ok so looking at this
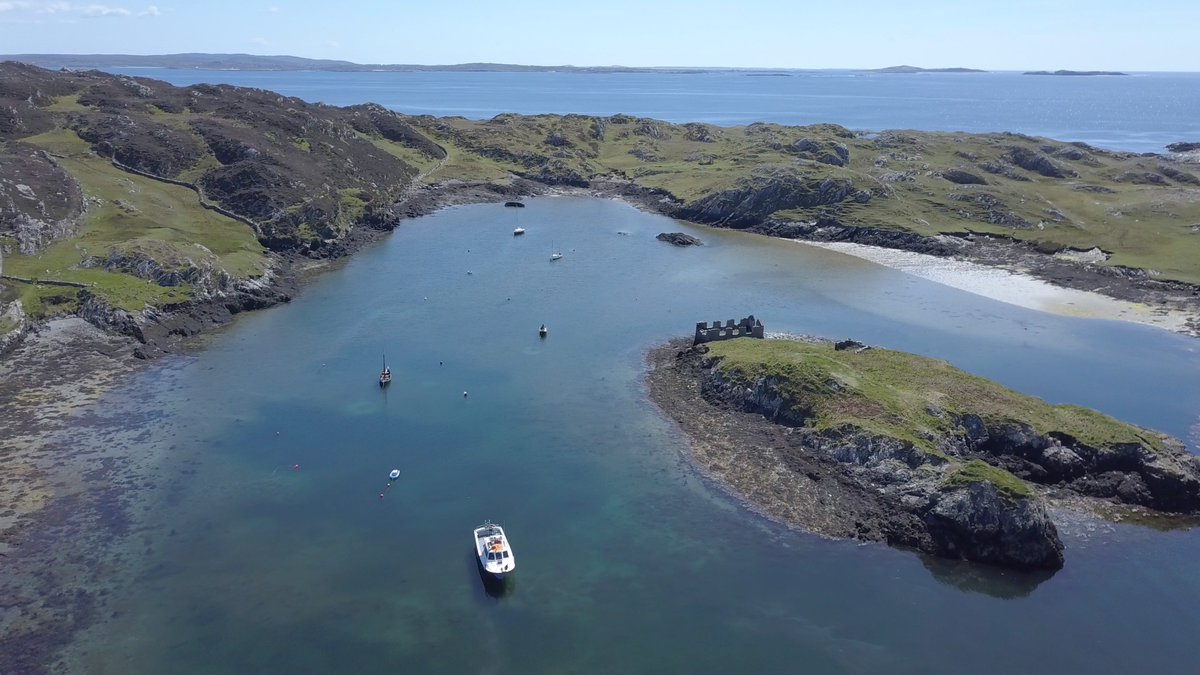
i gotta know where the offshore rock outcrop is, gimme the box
[656,232,703,246]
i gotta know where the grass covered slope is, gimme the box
[409,115,1200,285]
[0,62,444,329]
[700,338,1198,511]
[705,338,1164,456]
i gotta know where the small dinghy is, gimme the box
[539,324,548,338]
[474,521,516,580]
[513,227,526,236]
[388,469,400,480]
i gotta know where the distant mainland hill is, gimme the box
[0,53,702,73]
[869,65,986,73]
[2,53,994,75]
[1024,70,1129,76]
[0,54,1134,77]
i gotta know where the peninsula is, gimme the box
[647,337,1200,569]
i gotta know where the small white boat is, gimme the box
[388,469,400,480]
[538,324,547,338]
[474,521,515,580]
[550,252,562,261]
[513,227,526,236]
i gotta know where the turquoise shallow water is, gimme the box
[54,198,1200,672]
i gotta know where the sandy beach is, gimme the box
[798,241,1197,335]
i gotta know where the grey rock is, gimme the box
[656,232,703,247]
[921,482,1063,570]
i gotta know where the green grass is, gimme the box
[10,281,80,317]
[704,338,1164,454]
[43,94,90,112]
[8,128,268,316]
[943,459,1033,499]
[354,131,442,176]
[405,115,1200,285]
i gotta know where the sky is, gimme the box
[0,0,1197,71]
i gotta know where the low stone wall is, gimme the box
[694,314,765,345]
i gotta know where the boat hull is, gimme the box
[474,523,516,582]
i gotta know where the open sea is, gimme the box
[100,68,1200,153]
[6,69,1200,672]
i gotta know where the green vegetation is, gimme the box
[704,338,1164,454]
[408,115,1200,285]
[944,459,1033,499]
[9,129,267,315]
[43,94,89,112]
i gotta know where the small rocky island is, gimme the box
[647,336,1200,570]
[656,232,703,246]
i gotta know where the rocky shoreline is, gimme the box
[645,339,1200,571]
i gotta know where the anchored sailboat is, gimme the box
[379,353,392,387]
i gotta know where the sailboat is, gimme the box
[550,241,562,261]
[379,354,392,387]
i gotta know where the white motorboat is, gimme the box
[513,227,525,236]
[474,521,516,580]
[550,251,562,261]
[538,324,547,338]
[388,469,400,480]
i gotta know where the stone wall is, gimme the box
[693,314,764,345]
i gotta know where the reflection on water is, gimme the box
[34,197,1200,672]
[472,551,516,601]
[919,555,1055,599]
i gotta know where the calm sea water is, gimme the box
[50,198,1200,672]
[100,68,1200,153]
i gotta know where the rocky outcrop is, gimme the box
[921,482,1063,569]
[656,232,703,246]
[942,168,987,185]
[0,145,84,253]
[1158,164,1200,185]
[675,170,859,228]
[687,344,1064,569]
[754,218,965,256]
[958,418,1200,512]
[1005,146,1076,178]
[784,137,850,166]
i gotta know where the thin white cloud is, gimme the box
[81,4,131,16]
[0,1,158,16]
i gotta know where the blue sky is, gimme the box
[0,0,1196,71]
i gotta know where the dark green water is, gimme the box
[58,198,1200,672]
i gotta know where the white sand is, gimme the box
[799,241,1194,335]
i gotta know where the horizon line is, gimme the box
[2,53,1197,74]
